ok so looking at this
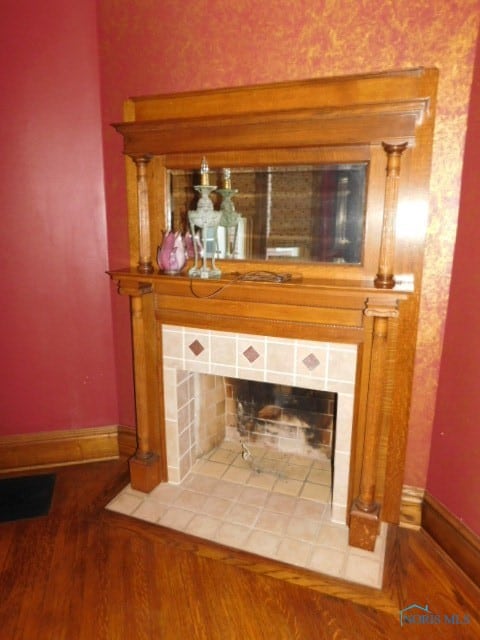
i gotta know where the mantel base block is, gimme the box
[129,452,162,493]
[349,503,381,551]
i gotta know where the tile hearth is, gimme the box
[107,441,387,588]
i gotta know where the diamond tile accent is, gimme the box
[302,353,320,371]
[243,345,260,363]
[189,339,205,356]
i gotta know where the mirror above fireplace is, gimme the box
[168,163,367,264]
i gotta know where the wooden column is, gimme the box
[375,142,408,289]
[119,282,162,492]
[349,297,399,550]
[132,155,154,274]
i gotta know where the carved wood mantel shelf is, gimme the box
[110,68,438,551]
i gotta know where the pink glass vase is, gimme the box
[157,231,187,274]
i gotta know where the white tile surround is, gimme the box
[107,325,388,588]
[162,325,357,524]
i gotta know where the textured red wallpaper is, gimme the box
[97,0,480,490]
[426,30,480,534]
[0,0,118,434]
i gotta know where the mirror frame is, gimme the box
[113,68,438,287]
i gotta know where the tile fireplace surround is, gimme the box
[161,325,356,523]
[108,325,387,587]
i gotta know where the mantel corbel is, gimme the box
[115,279,153,299]
[364,295,400,319]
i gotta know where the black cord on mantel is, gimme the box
[188,271,293,299]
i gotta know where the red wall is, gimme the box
[426,30,480,534]
[0,0,118,434]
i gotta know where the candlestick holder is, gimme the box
[218,186,241,259]
[332,176,350,263]
[188,184,222,279]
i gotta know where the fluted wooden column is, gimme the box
[349,297,399,550]
[375,142,408,289]
[119,281,162,492]
[132,155,154,274]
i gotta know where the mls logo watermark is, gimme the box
[399,603,471,627]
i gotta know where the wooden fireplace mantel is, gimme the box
[110,68,438,551]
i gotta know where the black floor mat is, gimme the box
[0,474,55,523]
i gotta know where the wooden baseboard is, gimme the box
[399,484,424,530]
[118,425,137,457]
[423,491,480,587]
[0,425,121,473]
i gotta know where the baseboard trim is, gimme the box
[118,425,137,457]
[0,425,121,473]
[422,491,480,587]
[399,484,424,530]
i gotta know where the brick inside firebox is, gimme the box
[225,379,336,461]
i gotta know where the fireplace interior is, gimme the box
[194,376,337,499]
[227,379,336,465]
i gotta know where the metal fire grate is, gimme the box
[240,442,295,480]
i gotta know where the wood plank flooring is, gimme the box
[0,458,478,639]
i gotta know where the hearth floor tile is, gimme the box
[106,444,387,589]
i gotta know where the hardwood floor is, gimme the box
[0,458,478,639]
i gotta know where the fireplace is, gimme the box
[162,325,356,524]
[107,325,391,587]
[109,70,438,555]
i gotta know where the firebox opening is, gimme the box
[229,380,336,456]
[194,375,337,493]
